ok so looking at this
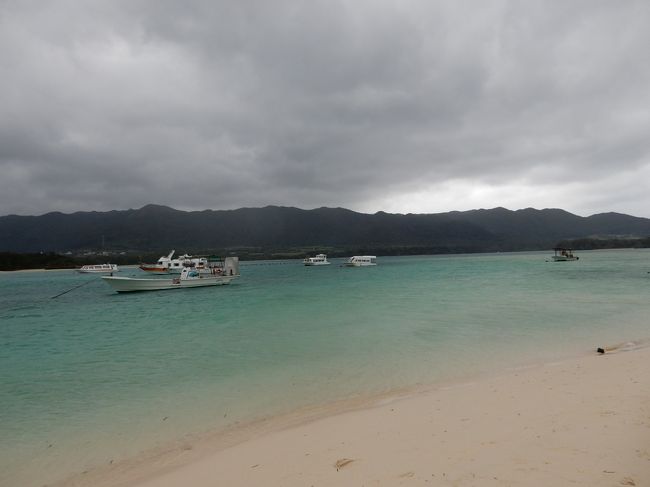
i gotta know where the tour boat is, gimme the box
[303,254,331,266]
[139,250,210,274]
[344,255,377,267]
[77,264,119,274]
[139,250,175,274]
[167,254,209,274]
[551,248,579,261]
[103,258,239,293]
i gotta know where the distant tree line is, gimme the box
[0,252,160,271]
[0,252,79,271]
[556,237,650,250]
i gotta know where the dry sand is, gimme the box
[60,345,650,487]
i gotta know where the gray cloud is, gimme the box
[1,0,649,216]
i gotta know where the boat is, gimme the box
[139,250,210,274]
[303,254,331,266]
[103,257,240,293]
[139,250,175,274]
[77,264,119,274]
[551,248,579,261]
[167,254,209,274]
[344,255,377,267]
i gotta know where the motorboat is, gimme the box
[139,250,175,274]
[344,255,377,267]
[103,257,239,293]
[139,250,210,274]
[167,254,209,274]
[551,248,579,261]
[303,254,331,266]
[102,268,232,292]
[77,264,119,274]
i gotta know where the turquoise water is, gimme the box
[1,250,649,486]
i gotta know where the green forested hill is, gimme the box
[1,204,650,254]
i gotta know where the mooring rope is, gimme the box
[50,278,97,299]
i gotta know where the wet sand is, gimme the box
[56,343,650,487]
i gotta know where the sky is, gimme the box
[1,0,649,217]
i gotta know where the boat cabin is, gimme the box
[345,255,377,266]
[552,248,578,261]
[303,254,330,265]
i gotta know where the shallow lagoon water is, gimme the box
[1,250,648,486]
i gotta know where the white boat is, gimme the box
[103,257,239,293]
[168,254,209,274]
[77,264,119,274]
[139,250,175,274]
[344,255,377,267]
[303,254,331,266]
[139,250,210,274]
[551,248,579,261]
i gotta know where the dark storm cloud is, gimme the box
[1,0,649,216]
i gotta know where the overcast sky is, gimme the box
[1,0,649,217]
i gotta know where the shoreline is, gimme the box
[0,267,73,273]
[0,265,141,274]
[53,344,650,487]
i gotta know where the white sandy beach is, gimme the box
[56,344,650,487]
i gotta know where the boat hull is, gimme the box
[138,265,169,274]
[102,275,234,292]
[77,269,118,274]
[77,265,119,274]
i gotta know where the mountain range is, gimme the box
[2,204,650,255]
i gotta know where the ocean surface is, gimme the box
[1,250,649,486]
